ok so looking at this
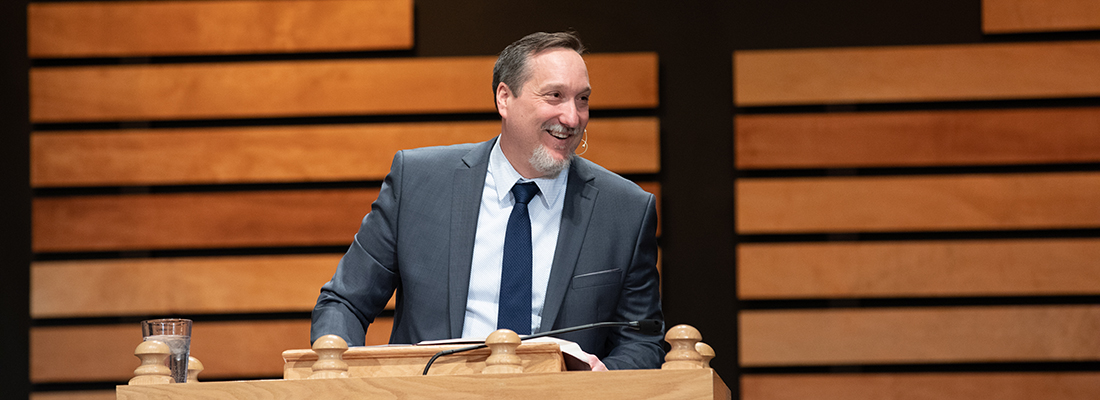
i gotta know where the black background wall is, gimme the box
[2,0,985,396]
[3,0,31,398]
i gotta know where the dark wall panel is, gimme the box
[1,0,30,399]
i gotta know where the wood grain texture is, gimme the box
[283,342,565,379]
[734,41,1100,106]
[31,391,116,400]
[739,305,1100,366]
[983,0,1100,33]
[738,238,1100,299]
[33,183,661,252]
[736,172,1100,233]
[742,372,1100,400]
[32,189,377,252]
[28,0,413,58]
[31,117,660,187]
[735,107,1100,169]
[30,53,657,122]
[29,254,396,318]
[30,318,393,383]
[116,369,729,400]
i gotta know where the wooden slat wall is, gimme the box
[31,117,660,187]
[30,182,659,317]
[29,53,657,123]
[33,183,661,253]
[743,372,1100,400]
[31,391,116,400]
[33,189,377,252]
[733,40,1100,106]
[735,4,1100,398]
[736,172,1100,233]
[983,0,1100,33]
[735,107,1100,169]
[31,318,394,383]
[27,0,415,57]
[739,238,1100,299]
[740,305,1100,366]
[27,1,661,398]
[31,255,343,318]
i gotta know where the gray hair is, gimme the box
[492,31,586,99]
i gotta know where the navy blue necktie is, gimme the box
[498,181,539,335]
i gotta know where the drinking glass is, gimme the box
[141,318,192,383]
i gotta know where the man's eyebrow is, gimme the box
[537,83,567,91]
[536,83,591,93]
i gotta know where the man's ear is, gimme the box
[495,82,512,118]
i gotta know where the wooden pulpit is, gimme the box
[116,325,730,399]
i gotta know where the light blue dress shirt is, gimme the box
[461,137,569,338]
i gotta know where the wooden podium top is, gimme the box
[117,368,731,400]
[281,341,566,378]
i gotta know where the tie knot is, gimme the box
[511,182,539,205]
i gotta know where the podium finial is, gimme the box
[695,342,715,368]
[130,340,173,385]
[662,324,703,370]
[483,329,523,374]
[187,356,205,382]
[309,334,350,379]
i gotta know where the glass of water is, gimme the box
[141,318,192,383]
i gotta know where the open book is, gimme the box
[416,336,595,371]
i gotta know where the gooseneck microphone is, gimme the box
[421,319,662,375]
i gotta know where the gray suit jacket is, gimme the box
[311,137,664,369]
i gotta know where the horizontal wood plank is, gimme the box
[742,372,1100,400]
[31,117,660,187]
[32,189,377,252]
[32,255,357,318]
[30,53,658,122]
[34,183,661,252]
[736,172,1100,233]
[116,369,727,399]
[44,372,1100,400]
[28,0,413,58]
[31,391,115,400]
[738,238,1100,299]
[735,107,1100,169]
[739,305,1100,366]
[983,0,1100,33]
[734,41,1100,106]
[31,318,393,383]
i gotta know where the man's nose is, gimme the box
[558,100,581,128]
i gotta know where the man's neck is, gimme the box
[498,135,543,179]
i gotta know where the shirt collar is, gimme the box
[490,136,569,208]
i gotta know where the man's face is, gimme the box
[497,48,591,179]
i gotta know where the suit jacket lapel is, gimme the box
[448,138,495,338]
[539,159,598,332]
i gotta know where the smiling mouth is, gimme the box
[544,124,578,140]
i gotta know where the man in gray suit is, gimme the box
[311,31,664,370]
